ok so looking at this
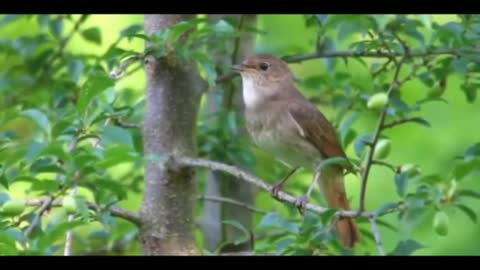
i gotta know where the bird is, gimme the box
[231,54,361,248]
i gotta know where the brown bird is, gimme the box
[232,54,360,248]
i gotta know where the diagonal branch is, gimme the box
[175,156,372,219]
[24,195,55,238]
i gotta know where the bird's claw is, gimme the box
[270,184,283,202]
[294,195,309,215]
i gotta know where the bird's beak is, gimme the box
[231,64,244,72]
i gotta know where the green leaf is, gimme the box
[25,141,48,163]
[376,219,397,232]
[394,173,408,197]
[102,126,133,147]
[48,18,64,38]
[419,15,432,29]
[68,59,84,84]
[461,82,477,103]
[257,212,299,234]
[456,190,480,200]
[81,27,102,45]
[391,239,425,256]
[78,74,115,115]
[20,109,51,136]
[319,208,337,225]
[222,220,250,245]
[453,158,480,180]
[194,51,217,88]
[340,112,360,145]
[0,15,21,28]
[465,143,480,160]
[372,15,396,31]
[92,179,127,200]
[317,157,350,171]
[354,134,373,158]
[37,220,84,251]
[455,204,477,223]
[275,237,296,254]
[409,118,431,128]
[120,24,143,38]
[374,202,399,216]
[98,145,139,169]
[416,174,443,185]
[30,158,65,175]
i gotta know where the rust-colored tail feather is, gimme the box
[319,166,361,248]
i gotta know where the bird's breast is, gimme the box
[245,109,322,170]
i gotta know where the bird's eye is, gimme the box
[259,62,269,71]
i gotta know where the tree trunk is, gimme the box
[140,14,203,255]
[201,15,258,253]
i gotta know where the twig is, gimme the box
[382,117,426,130]
[175,156,373,219]
[197,195,268,214]
[24,195,55,238]
[24,198,141,226]
[112,118,142,129]
[371,160,398,172]
[372,59,393,78]
[369,217,386,256]
[109,55,143,80]
[358,58,405,213]
[282,48,475,63]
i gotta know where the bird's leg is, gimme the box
[271,166,299,201]
[295,171,321,215]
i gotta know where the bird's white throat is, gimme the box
[240,75,262,108]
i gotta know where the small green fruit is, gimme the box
[400,164,420,177]
[1,199,26,216]
[373,139,391,160]
[62,196,77,214]
[433,211,449,236]
[367,93,389,110]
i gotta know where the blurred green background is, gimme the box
[1,14,479,255]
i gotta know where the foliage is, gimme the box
[1,14,480,255]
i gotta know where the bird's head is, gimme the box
[232,54,295,107]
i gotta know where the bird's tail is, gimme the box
[318,166,361,248]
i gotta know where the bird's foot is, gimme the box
[294,195,309,215]
[270,183,283,202]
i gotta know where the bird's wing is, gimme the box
[286,99,347,159]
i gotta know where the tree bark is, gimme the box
[140,14,203,255]
[201,15,258,253]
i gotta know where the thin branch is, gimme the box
[371,160,398,173]
[382,117,426,130]
[358,58,405,213]
[197,195,268,214]
[24,195,55,238]
[112,118,142,129]
[282,48,476,63]
[175,156,373,219]
[24,198,141,226]
[369,217,386,256]
[109,55,143,80]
